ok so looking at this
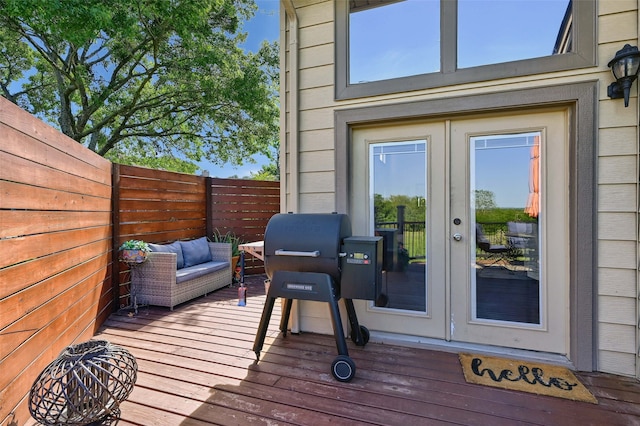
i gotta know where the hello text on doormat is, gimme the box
[459,353,598,404]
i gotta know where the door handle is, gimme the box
[452,233,463,241]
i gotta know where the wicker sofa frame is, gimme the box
[131,242,232,310]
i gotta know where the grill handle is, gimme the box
[275,249,321,257]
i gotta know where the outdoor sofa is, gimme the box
[131,237,232,310]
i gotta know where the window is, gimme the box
[349,1,440,83]
[337,0,594,99]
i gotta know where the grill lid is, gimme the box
[264,213,352,280]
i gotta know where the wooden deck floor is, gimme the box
[94,275,640,426]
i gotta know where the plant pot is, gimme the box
[120,249,148,264]
[232,255,241,283]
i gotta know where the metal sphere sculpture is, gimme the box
[29,340,137,426]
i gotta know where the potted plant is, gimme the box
[211,229,243,279]
[119,240,151,264]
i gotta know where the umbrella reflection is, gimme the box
[524,135,540,218]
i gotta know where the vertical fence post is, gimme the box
[111,164,121,312]
[396,205,405,245]
[205,176,213,239]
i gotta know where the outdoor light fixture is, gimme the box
[607,44,640,107]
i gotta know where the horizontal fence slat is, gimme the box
[116,209,204,223]
[211,186,280,199]
[210,177,279,189]
[117,229,207,245]
[0,225,111,269]
[0,293,100,413]
[118,164,204,184]
[0,101,111,173]
[119,219,207,236]
[209,211,277,220]
[119,177,204,193]
[119,187,205,202]
[0,180,111,211]
[0,210,111,238]
[0,240,110,300]
[0,151,112,199]
[0,124,110,184]
[118,199,206,212]
[0,263,108,358]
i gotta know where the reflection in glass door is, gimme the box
[471,133,541,325]
[370,142,426,312]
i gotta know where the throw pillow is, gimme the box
[149,242,185,269]
[179,237,212,268]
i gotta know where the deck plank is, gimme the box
[91,275,640,426]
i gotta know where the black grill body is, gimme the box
[252,213,379,382]
[264,212,351,283]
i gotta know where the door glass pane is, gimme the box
[349,0,440,84]
[458,0,572,69]
[471,133,541,325]
[370,141,426,312]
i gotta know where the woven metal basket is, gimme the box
[29,340,137,426]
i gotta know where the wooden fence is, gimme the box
[0,98,113,425]
[208,177,279,275]
[0,97,280,425]
[112,166,279,308]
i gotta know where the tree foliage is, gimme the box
[374,194,426,224]
[474,189,497,211]
[0,0,279,172]
[250,161,279,181]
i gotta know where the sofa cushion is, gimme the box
[179,237,212,268]
[175,261,229,284]
[149,242,184,269]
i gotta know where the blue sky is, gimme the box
[198,0,280,178]
[350,0,569,82]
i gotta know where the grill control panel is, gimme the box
[340,236,383,300]
[346,251,371,265]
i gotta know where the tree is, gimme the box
[0,0,279,173]
[475,189,497,211]
[250,162,279,181]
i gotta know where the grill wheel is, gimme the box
[351,325,370,346]
[332,355,356,382]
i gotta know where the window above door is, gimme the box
[336,0,595,100]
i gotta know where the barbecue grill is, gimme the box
[252,213,382,382]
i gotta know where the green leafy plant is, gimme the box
[119,240,151,252]
[211,229,243,256]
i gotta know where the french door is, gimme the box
[349,108,569,355]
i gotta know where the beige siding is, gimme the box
[299,128,334,151]
[299,150,334,172]
[299,193,335,213]
[283,0,640,376]
[299,108,334,131]
[599,157,637,184]
[599,0,636,15]
[299,86,335,110]
[300,64,333,89]
[598,240,637,269]
[599,127,637,156]
[598,184,636,212]
[598,268,636,298]
[299,43,333,69]
[599,295,637,326]
[600,323,637,360]
[599,10,638,43]
[599,350,637,377]
[598,212,637,240]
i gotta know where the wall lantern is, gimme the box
[607,44,640,107]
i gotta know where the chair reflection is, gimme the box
[475,223,510,270]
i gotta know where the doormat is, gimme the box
[459,353,598,404]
